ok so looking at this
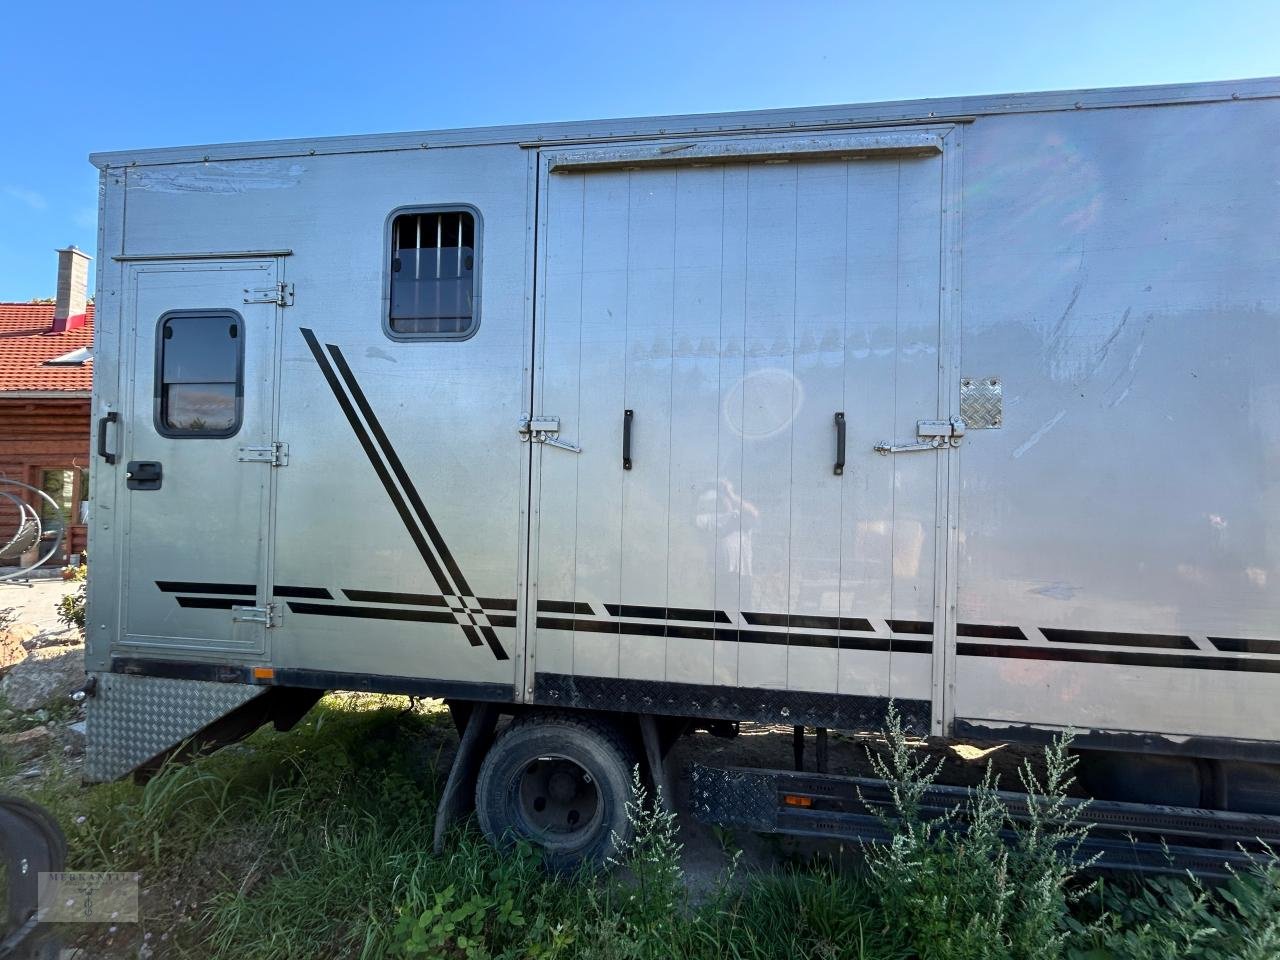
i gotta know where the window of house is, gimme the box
[388,208,479,339]
[39,469,75,529]
[156,312,243,437]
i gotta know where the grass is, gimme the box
[5,693,1280,959]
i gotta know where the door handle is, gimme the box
[96,412,118,465]
[623,409,634,470]
[833,412,846,475]
[125,461,163,491]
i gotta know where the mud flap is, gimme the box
[84,672,269,782]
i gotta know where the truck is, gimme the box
[82,75,1280,871]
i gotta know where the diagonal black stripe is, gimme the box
[327,344,468,594]
[324,341,508,662]
[301,328,453,595]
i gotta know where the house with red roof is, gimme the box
[0,247,94,566]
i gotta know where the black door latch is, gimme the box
[125,461,163,491]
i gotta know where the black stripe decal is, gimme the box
[887,619,934,635]
[301,328,507,661]
[1040,627,1197,651]
[957,623,1027,641]
[288,601,457,624]
[1210,637,1280,656]
[743,612,876,632]
[157,581,254,596]
[342,589,447,607]
[604,604,732,624]
[478,597,518,611]
[535,617,932,653]
[324,340,508,662]
[274,585,333,600]
[176,596,242,609]
[958,641,1280,674]
[538,600,595,615]
[301,329,453,596]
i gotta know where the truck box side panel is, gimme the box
[953,96,1280,741]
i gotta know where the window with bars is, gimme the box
[388,208,478,338]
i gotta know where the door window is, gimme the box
[155,312,244,437]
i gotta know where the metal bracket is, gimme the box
[875,417,966,455]
[518,416,582,453]
[231,602,279,627]
[243,281,294,307]
[237,441,289,466]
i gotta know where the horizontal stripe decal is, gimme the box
[477,597,518,611]
[957,623,1026,641]
[535,617,931,653]
[605,604,732,624]
[958,641,1280,674]
[288,602,456,624]
[886,619,934,635]
[274,585,333,600]
[157,581,254,596]
[743,612,877,632]
[1209,637,1280,656]
[538,600,595,615]
[175,596,242,609]
[1040,627,1197,651]
[342,589,447,606]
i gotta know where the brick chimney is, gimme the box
[50,245,92,333]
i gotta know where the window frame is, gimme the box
[382,203,483,343]
[152,309,246,439]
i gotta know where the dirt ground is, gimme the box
[0,570,78,644]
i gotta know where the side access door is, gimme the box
[526,130,956,732]
[114,258,284,659]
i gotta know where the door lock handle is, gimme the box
[874,417,965,455]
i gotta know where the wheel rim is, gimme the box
[515,754,602,846]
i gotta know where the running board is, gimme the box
[690,763,1280,878]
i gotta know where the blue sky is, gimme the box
[1,0,1276,299]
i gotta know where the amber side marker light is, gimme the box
[252,666,275,681]
[782,795,813,808]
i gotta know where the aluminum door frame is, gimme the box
[523,125,964,733]
[114,256,286,660]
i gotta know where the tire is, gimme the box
[475,711,636,872]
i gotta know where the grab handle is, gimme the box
[623,409,634,470]
[97,412,119,465]
[833,412,846,476]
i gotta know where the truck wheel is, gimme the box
[475,712,636,871]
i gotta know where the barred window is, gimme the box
[388,208,478,339]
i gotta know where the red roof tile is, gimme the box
[0,303,94,393]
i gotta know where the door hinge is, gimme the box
[243,281,294,306]
[874,417,966,455]
[237,441,290,465]
[232,602,280,627]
